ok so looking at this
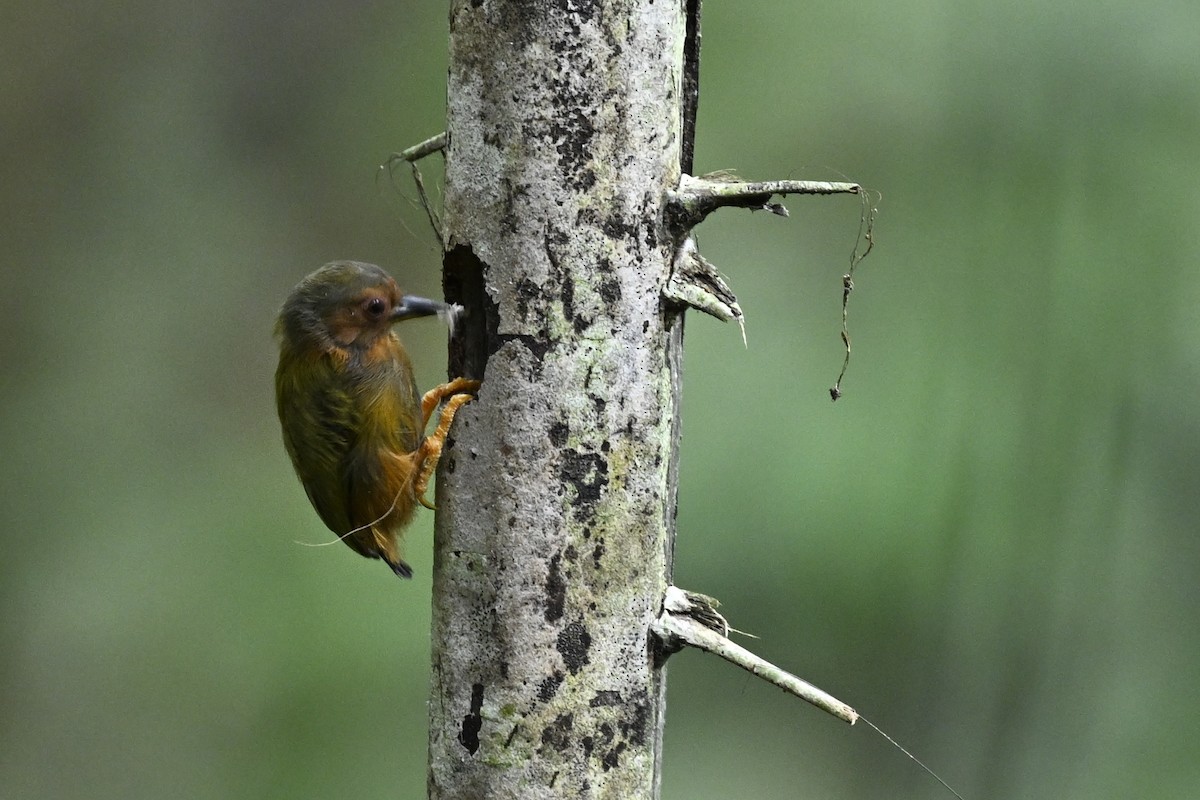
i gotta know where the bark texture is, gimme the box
[429,2,687,798]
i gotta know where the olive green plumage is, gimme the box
[275,261,442,578]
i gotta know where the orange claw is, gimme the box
[413,379,482,509]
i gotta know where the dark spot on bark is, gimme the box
[458,683,485,754]
[645,224,659,249]
[546,226,570,247]
[511,273,540,302]
[600,440,610,453]
[549,421,569,447]
[576,206,599,228]
[545,552,566,622]
[599,277,621,304]
[581,526,591,540]
[560,450,607,513]
[544,233,586,331]
[541,712,574,752]
[560,277,588,333]
[513,276,541,321]
[590,690,622,707]
[602,741,627,771]
[494,3,544,48]
[537,671,564,702]
[601,214,636,242]
[592,541,604,569]
[590,395,606,417]
[556,620,591,675]
[537,21,596,187]
[597,722,615,745]
[619,698,650,747]
[564,544,578,562]
[548,101,596,192]
[581,735,594,757]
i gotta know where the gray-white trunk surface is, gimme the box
[429,2,687,798]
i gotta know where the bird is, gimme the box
[274,261,479,577]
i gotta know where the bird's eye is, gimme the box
[363,297,387,318]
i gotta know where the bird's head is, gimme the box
[277,261,453,351]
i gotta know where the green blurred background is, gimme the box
[3,1,1197,798]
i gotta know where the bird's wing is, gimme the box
[277,360,359,535]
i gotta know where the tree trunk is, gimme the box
[428,1,688,797]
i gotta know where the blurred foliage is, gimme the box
[2,1,1197,798]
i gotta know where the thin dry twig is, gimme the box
[379,132,449,248]
[829,188,879,401]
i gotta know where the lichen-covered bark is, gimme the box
[430,1,686,798]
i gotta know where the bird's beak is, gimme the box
[392,295,449,321]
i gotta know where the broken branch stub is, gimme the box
[667,173,863,230]
[663,238,747,344]
[652,586,859,725]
